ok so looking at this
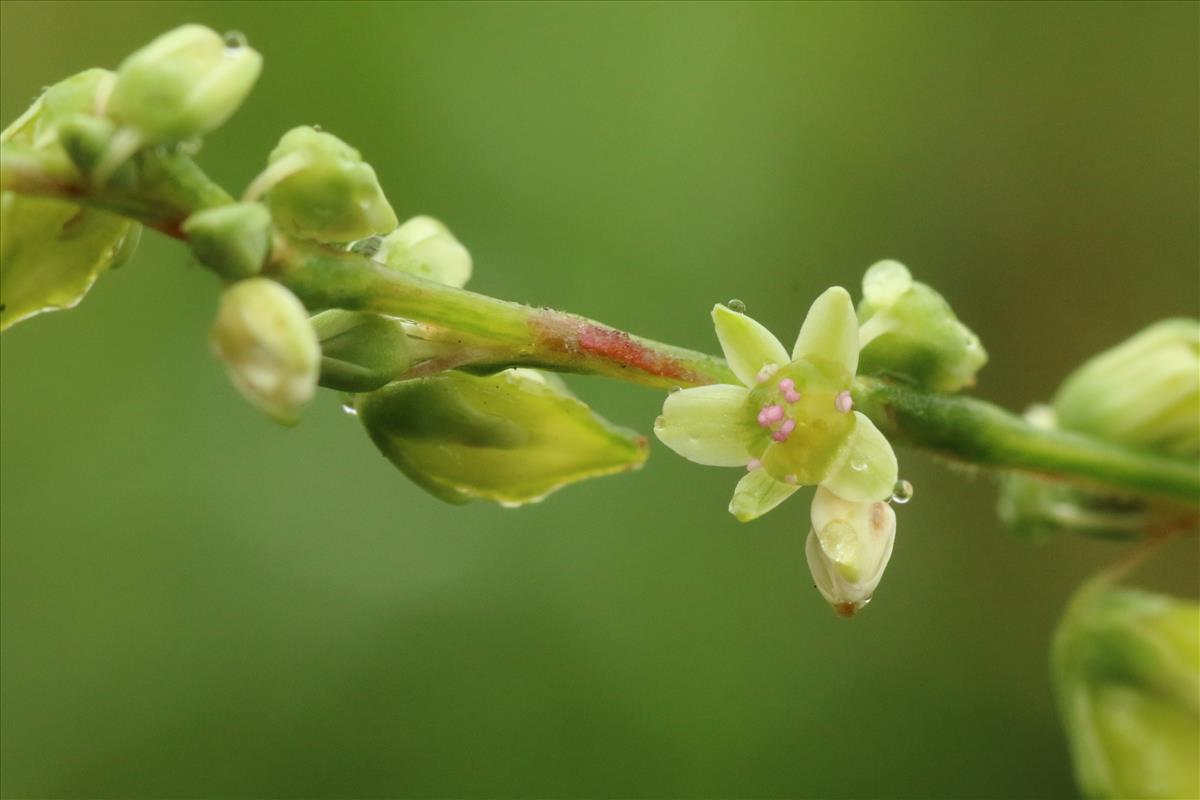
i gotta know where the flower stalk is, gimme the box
[2,102,1197,507]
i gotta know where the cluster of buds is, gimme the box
[1000,319,1200,539]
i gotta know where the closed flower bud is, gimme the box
[211,278,319,425]
[1053,319,1200,458]
[256,126,397,242]
[56,115,138,186]
[107,25,261,144]
[182,203,272,281]
[311,310,411,392]
[378,216,472,288]
[856,260,988,393]
[1053,584,1199,800]
[805,485,896,617]
[356,369,647,505]
[2,69,115,150]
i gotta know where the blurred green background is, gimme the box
[2,2,1197,797]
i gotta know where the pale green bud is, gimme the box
[182,203,272,281]
[1053,319,1200,458]
[856,260,988,393]
[355,369,647,505]
[1,69,115,150]
[56,115,137,186]
[211,278,319,425]
[107,25,262,143]
[311,310,411,392]
[258,126,397,242]
[378,216,473,288]
[1053,585,1199,800]
[804,485,896,617]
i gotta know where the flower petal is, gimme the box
[654,384,753,467]
[821,411,898,502]
[729,469,800,522]
[791,286,859,375]
[711,304,789,387]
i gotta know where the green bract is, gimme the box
[259,126,397,242]
[655,288,899,522]
[211,278,319,425]
[182,203,272,281]
[805,485,897,616]
[1053,584,1200,800]
[0,193,139,331]
[311,309,411,392]
[356,369,648,505]
[0,71,141,331]
[107,25,262,144]
[856,260,987,393]
[1054,319,1200,458]
[379,215,473,288]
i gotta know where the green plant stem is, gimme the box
[852,380,1200,503]
[4,144,1198,505]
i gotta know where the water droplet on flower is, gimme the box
[341,396,358,416]
[891,479,913,504]
[850,459,868,472]
[727,299,746,313]
[669,386,682,394]
[223,30,248,48]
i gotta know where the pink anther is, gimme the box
[746,459,762,471]
[778,378,795,392]
[784,474,798,485]
[835,390,853,413]
[762,404,785,423]
[784,388,802,404]
[779,418,796,435]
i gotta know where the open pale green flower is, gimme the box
[654,288,899,522]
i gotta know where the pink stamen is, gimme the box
[779,418,796,436]
[756,410,770,427]
[784,389,802,404]
[772,430,789,442]
[746,459,762,471]
[763,404,785,423]
[778,378,795,392]
[784,474,798,485]
[835,390,853,413]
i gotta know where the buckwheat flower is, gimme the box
[654,288,899,522]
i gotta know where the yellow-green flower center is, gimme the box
[746,356,855,485]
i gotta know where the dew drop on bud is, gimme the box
[223,30,248,48]
[891,479,913,504]
[341,396,358,416]
[850,459,868,472]
[669,386,682,394]
[727,298,746,313]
